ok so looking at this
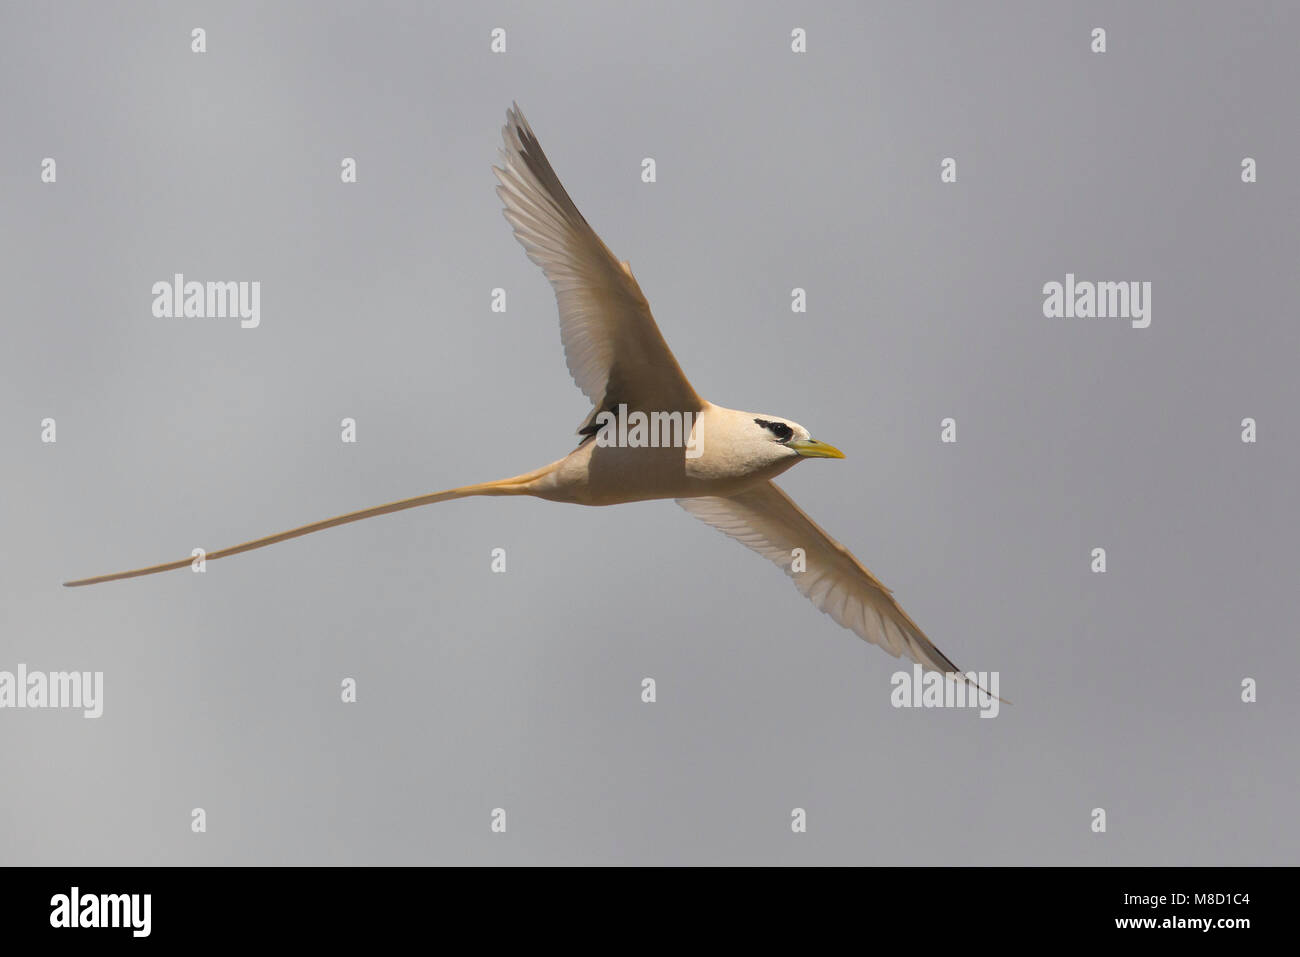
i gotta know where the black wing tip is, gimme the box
[505,101,529,136]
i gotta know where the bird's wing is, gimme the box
[493,104,703,433]
[678,480,972,680]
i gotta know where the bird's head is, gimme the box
[743,415,846,466]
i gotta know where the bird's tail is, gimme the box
[62,466,552,587]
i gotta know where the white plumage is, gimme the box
[65,104,987,698]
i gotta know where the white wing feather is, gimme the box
[680,481,981,683]
[493,104,702,432]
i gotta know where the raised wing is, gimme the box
[679,481,987,687]
[493,104,703,433]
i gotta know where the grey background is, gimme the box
[2,0,1297,865]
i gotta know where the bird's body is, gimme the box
[67,105,988,695]
[528,404,801,506]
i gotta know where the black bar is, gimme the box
[0,866,1282,943]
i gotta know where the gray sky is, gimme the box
[2,0,1297,865]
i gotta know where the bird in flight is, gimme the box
[66,104,980,690]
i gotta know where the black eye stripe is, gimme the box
[754,418,793,441]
